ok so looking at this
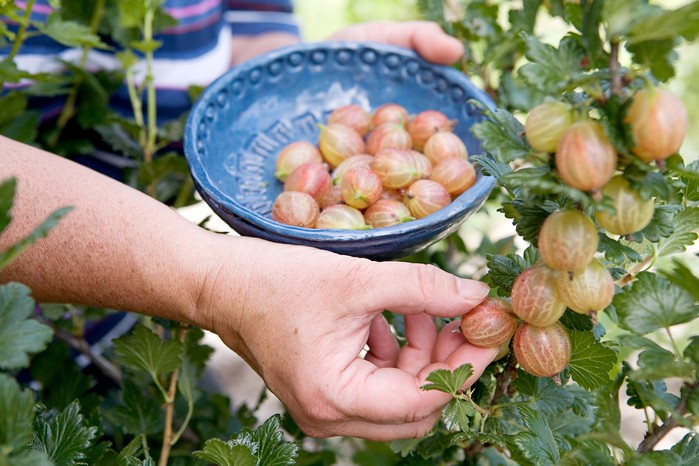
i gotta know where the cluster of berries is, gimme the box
[271,103,477,229]
[460,86,688,381]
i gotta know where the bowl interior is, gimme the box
[185,42,495,259]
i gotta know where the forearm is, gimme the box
[230,32,300,66]
[0,136,237,327]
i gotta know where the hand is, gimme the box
[198,237,497,440]
[326,20,464,65]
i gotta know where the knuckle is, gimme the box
[413,263,440,304]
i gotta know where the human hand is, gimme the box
[198,237,497,440]
[326,20,464,65]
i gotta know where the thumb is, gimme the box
[354,260,489,318]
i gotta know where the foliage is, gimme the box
[1,0,698,465]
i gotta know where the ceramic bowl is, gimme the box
[184,41,495,261]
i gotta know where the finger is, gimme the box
[390,21,465,65]
[365,314,400,368]
[353,260,489,318]
[418,343,498,390]
[433,319,466,362]
[396,313,437,375]
[336,359,452,425]
[305,411,442,441]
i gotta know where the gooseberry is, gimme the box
[625,87,688,162]
[364,199,414,228]
[510,265,566,327]
[316,204,370,229]
[318,123,366,168]
[402,179,451,219]
[408,110,455,151]
[525,101,574,153]
[274,141,323,182]
[555,120,617,192]
[557,259,615,316]
[594,175,655,236]
[513,322,571,380]
[340,166,383,209]
[327,104,372,137]
[460,297,519,348]
[272,191,320,228]
[538,210,599,272]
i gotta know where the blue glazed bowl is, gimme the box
[184,41,495,261]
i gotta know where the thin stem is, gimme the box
[49,0,106,147]
[158,326,187,466]
[609,40,623,97]
[142,434,152,461]
[143,8,158,196]
[665,327,683,358]
[8,0,35,60]
[637,382,696,453]
[45,321,122,384]
[617,253,656,288]
[643,408,654,433]
[457,390,491,417]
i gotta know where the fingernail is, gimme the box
[457,279,489,305]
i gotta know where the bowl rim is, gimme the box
[184,40,496,243]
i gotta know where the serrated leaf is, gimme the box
[630,345,696,382]
[614,272,699,334]
[113,325,183,378]
[671,433,699,466]
[657,207,699,256]
[0,282,53,370]
[0,373,35,454]
[484,253,529,294]
[33,400,98,466]
[685,336,699,365]
[513,371,575,414]
[103,380,161,435]
[442,398,475,432]
[471,154,512,179]
[602,0,660,39]
[568,330,617,391]
[470,105,530,164]
[236,415,299,466]
[626,379,679,413]
[635,204,677,243]
[598,233,643,264]
[421,363,473,395]
[678,160,699,201]
[519,36,585,94]
[0,58,31,83]
[38,13,110,49]
[194,439,256,466]
[559,309,594,332]
[511,405,560,466]
[627,39,678,82]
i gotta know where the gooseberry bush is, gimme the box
[0,0,698,465]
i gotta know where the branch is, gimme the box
[49,324,123,384]
[609,40,623,98]
[637,382,696,453]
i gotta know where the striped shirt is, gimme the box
[2,0,300,122]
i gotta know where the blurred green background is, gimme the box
[293,0,698,160]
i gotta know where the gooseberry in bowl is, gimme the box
[184,42,495,260]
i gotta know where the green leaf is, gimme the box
[513,371,575,414]
[635,204,677,243]
[626,379,679,414]
[614,272,699,335]
[624,451,683,465]
[518,36,585,94]
[685,335,699,365]
[630,346,696,382]
[677,160,699,202]
[441,398,475,432]
[471,154,512,179]
[559,309,595,333]
[627,39,678,82]
[416,0,446,24]
[0,373,35,454]
[1,450,53,466]
[0,58,31,83]
[0,282,53,370]
[671,433,699,466]
[484,253,529,294]
[470,104,530,164]
[627,2,699,44]
[657,207,699,256]
[113,325,183,378]
[421,363,474,395]
[103,380,161,435]
[568,330,617,391]
[598,233,643,264]
[33,400,98,466]
[38,13,110,49]
[0,92,27,127]
[511,405,560,466]
[235,415,299,466]
[559,445,615,466]
[194,439,256,466]
[602,0,659,40]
